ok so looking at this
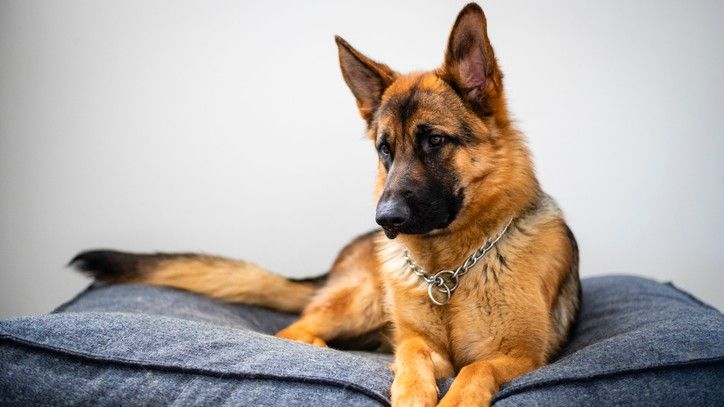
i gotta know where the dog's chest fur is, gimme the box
[376,196,569,371]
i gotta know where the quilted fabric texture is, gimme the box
[1,275,722,406]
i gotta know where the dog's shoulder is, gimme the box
[503,192,581,356]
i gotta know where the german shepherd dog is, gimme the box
[71,3,579,406]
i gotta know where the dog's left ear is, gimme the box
[441,3,503,116]
[336,36,397,124]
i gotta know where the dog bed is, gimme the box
[1,275,722,405]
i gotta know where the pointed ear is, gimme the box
[441,3,502,115]
[335,36,397,123]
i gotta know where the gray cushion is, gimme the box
[1,275,722,406]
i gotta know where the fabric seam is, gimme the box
[493,356,724,404]
[0,334,391,406]
[664,282,721,313]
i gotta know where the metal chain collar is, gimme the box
[403,219,512,306]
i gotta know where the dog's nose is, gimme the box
[376,199,410,230]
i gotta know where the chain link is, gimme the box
[403,219,512,305]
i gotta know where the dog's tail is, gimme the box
[69,250,323,313]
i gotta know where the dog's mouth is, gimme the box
[382,227,400,239]
[379,218,451,240]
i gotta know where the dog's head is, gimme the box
[337,3,535,239]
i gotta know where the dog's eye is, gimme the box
[379,143,391,156]
[428,135,446,148]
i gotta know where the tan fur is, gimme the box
[76,4,579,406]
[137,257,316,313]
[278,232,387,347]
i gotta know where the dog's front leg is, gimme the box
[390,335,442,407]
[437,354,538,407]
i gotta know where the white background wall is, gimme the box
[1,1,722,317]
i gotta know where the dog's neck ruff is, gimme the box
[403,219,513,305]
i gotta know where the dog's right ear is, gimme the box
[335,36,397,124]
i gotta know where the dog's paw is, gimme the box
[436,388,492,407]
[393,395,438,407]
[392,390,438,407]
[276,326,328,347]
[391,378,438,407]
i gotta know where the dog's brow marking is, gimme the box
[382,89,420,141]
[382,76,426,139]
[458,120,483,145]
[398,87,419,136]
